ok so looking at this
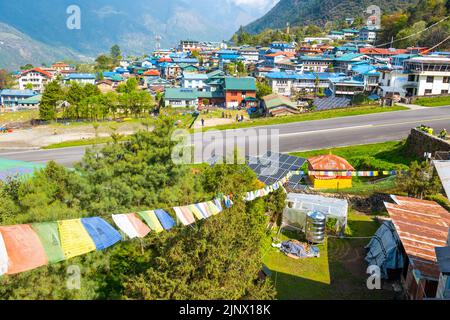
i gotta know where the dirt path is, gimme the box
[0,122,142,149]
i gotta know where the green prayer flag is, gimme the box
[31,222,66,264]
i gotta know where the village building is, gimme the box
[307,154,354,189]
[262,94,300,116]
[18,68,53,93]
[222,77,257,108]
[51,62,72,73]
[402,55,450,96]
[435,245,450,299]
[182,73,209,91]
[63,73,96,85]
[164,88,199,108]
[384,196,450,300]
[0,89,39,112]
[96,80,115,93]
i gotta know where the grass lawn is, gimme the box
[42,136,119,149]
[201,105,408,131]
[290,140,420,196]
[414,96,450,107]
[0,110,39,123]
[291,140,418,171]
[263,212,394,300]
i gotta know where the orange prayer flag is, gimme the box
[127,213,151,238]
[0,224,48,275]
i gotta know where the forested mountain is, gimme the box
[0,22,84,70]
[0,0,275,58]
[243,0,418,34]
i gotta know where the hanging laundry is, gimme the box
[31,222,66,264]
[58,219,96,260]
[174,207,195,226]
[154,209,176,231]
[138,211,165,233]
[81,217,122,250]
[0,224,48,275]
[127,213,151,238]
[194,203,210,218]
[0,233,8,276]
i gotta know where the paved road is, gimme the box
[1,106,450,166]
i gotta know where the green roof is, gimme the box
[224,77,256,91]
[19,94,42,104]
[164,88,198,100]
[197,91,224,99]
[263,94,296,110]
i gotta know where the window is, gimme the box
[408,74,415,82]
[426,76,434,83]
[424,89,432,95]
[442,90,448,94]
[387,80,391,86]
[231,92,237,96]
[443,77,450,83]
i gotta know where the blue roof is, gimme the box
[0,89,37,97]
[172,58,199,64]
[334,53,363,62]
[65,73,96,80]
[217,50,238,55]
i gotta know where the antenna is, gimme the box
[155,35,162,50]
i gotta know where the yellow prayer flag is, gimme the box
[58,219,96,259]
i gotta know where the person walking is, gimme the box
[201,118,205,127]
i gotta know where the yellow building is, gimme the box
[308,154,355,189]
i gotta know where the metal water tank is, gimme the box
[305,211,326,243]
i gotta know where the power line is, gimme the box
[423,34,450,53]
[375,16,450,48]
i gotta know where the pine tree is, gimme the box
[39,81,63,121]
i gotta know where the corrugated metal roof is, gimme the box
[434,160,450,201]
[385,196,450,279]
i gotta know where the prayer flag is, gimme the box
[138,211,165,233]
[188,205,205,220]
[0,224,48,275]
[174,207,195,226]
[214,199,223,212]
[195,203,211,218]
[81,217,122,250]
[112,214,140,239]
[58,219,96,260]
[31,222,66,264]
[0,233,8,276]
[205,201,220,215]
[154,209,176,231]
[127,213,151,238]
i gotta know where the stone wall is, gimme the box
[405,128,450,158]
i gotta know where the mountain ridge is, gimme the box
[243,0,419,34]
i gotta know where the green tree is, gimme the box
[0,69,15,89]
[39,81,63,120]
[396,161,442,199]
[95,54,113,72]
[256,80,272,99]
[110,44,122,64]
[20,64,34,70]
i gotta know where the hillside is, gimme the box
[0,22,85,70]
[0,0,276,56]
[243,0,418,34]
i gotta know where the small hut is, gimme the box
[308,154,354,189]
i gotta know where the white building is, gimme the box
[239,47,259,63]
[303,37,332,44]
[181,73,209,91]
[18,68,53,93]
[359,27,378,43]
[403,56,450,96]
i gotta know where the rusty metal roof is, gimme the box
[384,195,450,280]
[308,154,355,171]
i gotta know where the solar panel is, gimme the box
[245,152,307,189]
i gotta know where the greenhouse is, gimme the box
[281,193,349,236]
